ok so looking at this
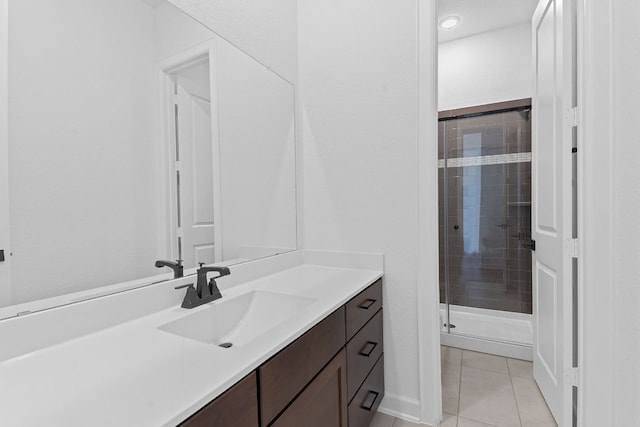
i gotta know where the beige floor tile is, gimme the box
[511,377,557,427]
[462,351,509,375]
[458,366,521,427]
[458,416,500,426]
[393,418,423,427]
[507,358,534,380]
[442,361,462,414]
[440,412,458,427]
[442,346,463,366]
[370,411,396,427]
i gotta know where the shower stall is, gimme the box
[438,100,533,359]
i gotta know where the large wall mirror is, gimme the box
[0,0,297,317]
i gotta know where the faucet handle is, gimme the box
[174,283,201,309]
[198,262,205,268]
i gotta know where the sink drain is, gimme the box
[219,342,233,348]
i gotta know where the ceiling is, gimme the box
[438,0,539,43]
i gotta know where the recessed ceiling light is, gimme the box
[439,16,460,30]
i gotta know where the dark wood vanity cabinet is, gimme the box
[271,349,349,427]
[344,279,384,427]
[179,278,383,427]
[259,308,347,425]
[346,309,383,401]
[179,371,259,427]
[345,280,383,341]
[264,278,384,427]
[348,354,384,427]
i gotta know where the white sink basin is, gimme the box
[159,290,316,347]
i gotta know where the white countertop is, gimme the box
[0,261,382,427]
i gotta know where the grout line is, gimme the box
[460,349,515,376]
[461,364,512,377]
[457,415,501,427]
[507,358,524,427]
[459,350,521,427]
[456,350,464,426]
[456,348,463,427]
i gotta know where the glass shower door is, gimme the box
[439,107,532,343]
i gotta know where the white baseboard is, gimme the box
[377,393,431,424]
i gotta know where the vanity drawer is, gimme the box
[348,354,384,427]
[345,279,382,341]
[259,307,346,426]
[346,309,383,402]
[179,371,258,427]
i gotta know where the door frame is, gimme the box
[0,0,12,306]
[157,39,224,265]
[576,0,615,425]
[416,0,616,425]
[416,0,443,424]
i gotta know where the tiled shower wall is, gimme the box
[438,108,532,314]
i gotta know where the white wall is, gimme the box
[611,0,640,423]
[298,0,429,421]
[8,0,161,304]
[168,0,297,83]
[438,23,532,110]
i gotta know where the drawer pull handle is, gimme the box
[359,341,378,357]
[358,299,376,309]
[361,390,380,411]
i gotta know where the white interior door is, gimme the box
[174,61,218,268]
[532,0,574,425]
[0,0,12,306]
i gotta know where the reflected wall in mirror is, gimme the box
[0,0,297,314]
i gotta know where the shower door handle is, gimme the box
[522,239,536,251]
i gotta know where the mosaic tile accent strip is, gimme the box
[438,152,532,168]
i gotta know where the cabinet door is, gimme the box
[271,349,348,427]
[260,307,346,425]
[179,372,258,427]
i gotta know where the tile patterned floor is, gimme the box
[369,346,557,427]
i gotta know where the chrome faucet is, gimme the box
[174,264,231,309]
[155,259,184,279]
